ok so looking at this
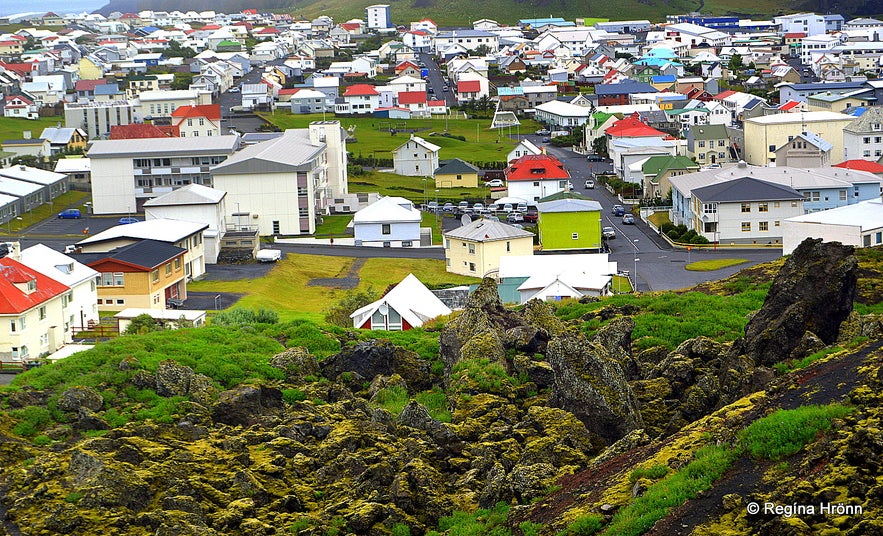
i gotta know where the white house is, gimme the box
[783,197,883,255]
[507,139,541,163]
[350,273,450,330]
[393,135,441,177]
[505,154,571,203]
[353,196,422,247]
[142,184,227,264]
[498,254,617,304]
[18,244,99,338]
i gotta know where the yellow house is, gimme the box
[743,111,854,166]
[77,240,188,311]
[77,57,105,80]
[806,90,875,113]
[433,158,480,189]
[443,218,534,277]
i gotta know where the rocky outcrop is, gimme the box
[149,360,218,405]
[321,340,431,392]
[270,347,320,379]
[210,385,283,426]
[57,387,103,412]
[740,238,857,366]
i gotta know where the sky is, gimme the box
[0,0,106,17]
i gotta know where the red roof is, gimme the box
[110,124,178,139]
[395,61,419,72]
[605,112,668,138]
[833,160,883,173]
[714,90,736,99]
[398,91,427,104]
[202,24,221,30]
[256,27,280,34]
[343,84,379,96]
[428,100,446,106]
[407,30,428,36]
[505,154,570,182]
[0,258,70,315]
[6,95,33,106]
[75,79,109,91]
[457,80,481,93]
[171,103,222,121]
[784,32,807,38]
[779,100,802,111]
[278,88,301,95]
[340,23,361,31]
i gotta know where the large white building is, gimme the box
[87,135,241,214]
[783,197,883,254]
[143,184,227,264]
[353,196,422,247]
[365,4,393,30]
[64,100,136,139]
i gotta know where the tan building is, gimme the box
[434,158,480,188]
[443,218,534,277]
[743,112,854,166]
[72,239,188,311]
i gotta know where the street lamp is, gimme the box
[632,239,640,293]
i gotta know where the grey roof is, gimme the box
[536,198,603,213]
[595,81,657,95]
[142,184,225,206]
[211,130,323,174]
[1,139,44,146]
[443,218,534,242]
[71,239,186,270]
[434,158,479,175]
[690,124,729,140]
[778,131,833,152]
[88,135,241,159]
[94,83,121,95]
[39,127,82,145]
[844,105,883,133]
[692,177,804,203]
[784,81,865,91]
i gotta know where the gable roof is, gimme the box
[395,135,440,153]
[397,91,427,104]
[354,196,421,224]
[457,80,481,93]
[0,257,70,314]
[20,244,99,288]
[536,197,603,213]
[350,273,451,328]
[642,155,699,178]
[210,129,323,174]
[343,84,379,97]
[443,218,534,241]
[39,127,83,145]
[77,219,208,246]
[833,159,883,173]
[606,113,669,138]
[690,124,729,140]
[434,158,479,175]
[171,103,221,121]
[505,154,570,181]
[71,240,187,271]
[692,176,804,203]
[109,124,178,139]
[778,131,833,152]
[142,184,225,207]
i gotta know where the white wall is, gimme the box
[782,220,861,254]
[90,157,136,214]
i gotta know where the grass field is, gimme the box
[188,253,479,322]
[1,191,90,235]
[260,111,539,164]
[349,170,488,203]
[685,259,749,271]
[0,116,67,143]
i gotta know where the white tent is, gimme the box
[350,274,451,330]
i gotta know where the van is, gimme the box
[516,202,528,213]
[458,201,469,212]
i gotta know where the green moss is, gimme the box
[738,403,854,461]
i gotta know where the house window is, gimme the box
[572,233,579,240]
[775,220,780,226]
[402,241,412,247]
[769,144,776,152]
[703,203,717,214]
[758,203,768,212]
[877,232,882,244]
[718,139,725,147]
[9,320,16,333]
[165,263,172,275]
[533,181,540,187]
[117,299,125,305]
[864,137,871,144]
[298,208,309,217]
[864,235,872,247]
[742,222,751,232]
[151,269,159,283]
[39,306,46,320]
[382,224,391,235]
[759,221,769,231]
[506,241,510,252]
[741,203,751,213]
[174,258,181,270]
[698,140,705,148]
[469,262,476,272]
[468,243,475,254]
[27,280,36,292]
[805,191,820,202]
[39,333,48,347]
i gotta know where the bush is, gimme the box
[415,387,451,422]
[739,403,853,461]
[282,388,306,404]
[659,222,675,234]
[213,307,278,326]
[324,287,379,327]
[558,514,603,535]
[629,464,669,482]
[124,313,162,335]
[12,406,53,437]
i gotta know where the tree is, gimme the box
[165,40,196,59]
[324,287,379,327]
[591,136,608,157]
[124,314,162,335]
[171,72,194,90]
[728,53,744,72]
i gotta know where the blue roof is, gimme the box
[635,57,683,67]
[519,17,568,25]
[140,26,161,33]
[595,81,658,95]
[645,48,677,58]
[497,87,524,96]
[788,81,866,91]
[94,83,121,95]
[651,75,677,83]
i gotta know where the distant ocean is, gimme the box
[0,0,106,16]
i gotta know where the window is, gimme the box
[18,317,25,330]
[759,221,769,231]
[298,208,309,217]
[877,232,882,244]
[165,263,172,276]
[864,234,872,247]
[381,224,391,235]
[506,241,510,252]
[741,203,751,213]
[27,280,36,292]
[742,222,751,232]
[39,333,48,347]
[805,191,820,202]
[468,243,475,254]
[698,140,705,148]
[39,306,46,320]
[718,139,725,147]
[402,241,412,247]
[775,220,780,227]
[469,262,476,272]
[9,320,15,333]
[769,144,776,152]
[572,233,579,240]
[174,258,181,270]
[864,137,871,144]
[117,299,125,305]
[151,269,159,283]
[758,203,768,212]
[703,203,717,214]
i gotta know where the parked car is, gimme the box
[118,217,140,224]
[443,202,455,212]
[602,226,616,239]
[567,181,574,191]
[516,202,528,213]
[507,212,524,223]
[535,128,550,136]
[485,178,504,187]
[586,154,604,162]
[523,211,538,223]
[229,87,240,93]
[585,179,595,189]
[57,209,81,219]
[541,137,551,143]
[501,203,514,213]
[458,201,469,212]
[473,202,486,214]
[622,213,636,225]
[612,205,625,217]
[256,249,282,262]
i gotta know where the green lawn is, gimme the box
[1,191,90,235]
[0,116,67,144]
[260,111,541,164]
[349,170,488,204]
[188,253,478,322]
[314,214,353,236]
[685,259,749,271]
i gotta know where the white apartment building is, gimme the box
[775,13,827,37]
[365,5,392,30]
[64,100,136,140]
[137,89,212,121]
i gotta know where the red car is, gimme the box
[523,211,538,223]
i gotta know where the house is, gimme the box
[211,123,349,237]
[783,198,883,255]
[138,89,211,121]
[595,81,658,106]
[70,239,188,311]
[0,255,71,362]
[843,106,883,161]
[365,5,393,31]
[353,196,422,247]
[54,158,91,192]
[774,132,832,168]
[686,124,731,165]
[336,83,380,115]
[606,113,676,177]
[443,218,534,277]
[641,155,699,199]
[433,30,499,53]
[743,112,854,166]
[19,243,99,334]
[142,184,229,265]
[434,158,480,188]
[393,136,440,177]
[497,254,617,304]
[289,89,330,114]
[690,177,805,244]
[0,165,69,203]
[505,154,571,202]
[350,274,450,331]
[536,194,603,251]
[507,139,541,163]
[38,127,88,155]
[88,135,240,214]
[4,95,38,120]
[170,104,222,138]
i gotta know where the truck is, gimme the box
[550,130,569,138]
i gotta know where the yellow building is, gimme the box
[743,111,854,166]
[806,90,874,113]
[443,219,534,277]
[77,57,105,80]
[433,158,480,188]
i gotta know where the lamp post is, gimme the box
[423,177,428,207]
[84,202,91,235]
[632,239,640,293]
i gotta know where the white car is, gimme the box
[585,179,595,189]
[485,179,504,187]
[256,249,282,262]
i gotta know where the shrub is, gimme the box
[558,514,603,536]
[519,521,543,536]
[282,388,307,404]
[629,464,669,482]
[415,388,451,422]
[213,307,278,326]
[12,406,52,437]
[65,492,84,503]
[437,502,510,535]
[324,287,379,327]
[738,403,854,461]
[392,523,411,536]
[659,222,675,234]
[124,313,162,335]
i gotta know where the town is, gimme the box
[0,6,880,363]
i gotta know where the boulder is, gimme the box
[508,462,558,503]
[155,361,217,403]
[548,335,643,445]
[740,238,857,366]
[57,387,104,412]
[211,385,283,426]
[321,340,431,392]
[269,347,320,379]
[503,325,550,355]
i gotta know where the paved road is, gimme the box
[419,52,455,107]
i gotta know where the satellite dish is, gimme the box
[461,214,472,225]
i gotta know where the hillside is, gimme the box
[0,239,881,534]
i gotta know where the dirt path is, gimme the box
[307,258,366,289]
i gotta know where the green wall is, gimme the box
[538,210,602,251]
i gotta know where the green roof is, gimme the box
[642,155,699,182]
[217,40,242,47]
[538,191,594,203]
[689,124,729,140]
[591,111,618,127]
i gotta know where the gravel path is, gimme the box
[307,258,366,289]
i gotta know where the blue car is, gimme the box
[57,209,81,219]
[119,217,140,224]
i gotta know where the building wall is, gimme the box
[695,200,804,243]
[393,142,438,176]
[538,210,602,250]
[844,130,883,161]
[64,102,136,140]
[444,236,534,277]
[0,297,66,361]
[212,170,318,236]
[89,157,136,214]
[743,117,853,165]
[782,220,861,255]
[95,259,186,310]
[354,221,420,245]
[145,204,225,264]
[434,171,478,188]
[508,179,567,203]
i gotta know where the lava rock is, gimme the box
[57,386,104,412]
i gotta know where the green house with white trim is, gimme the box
[536,192,603,251]
[641,155,699,199]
